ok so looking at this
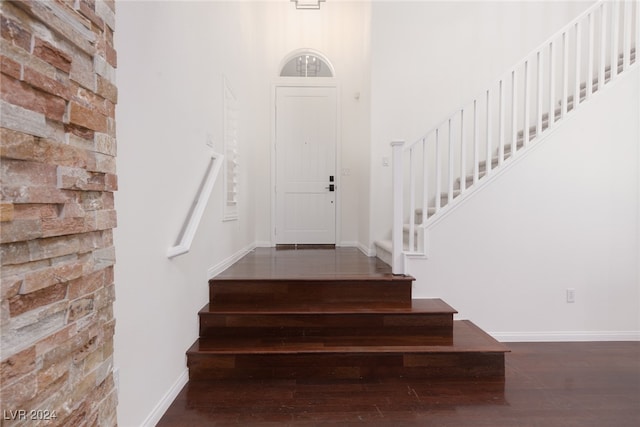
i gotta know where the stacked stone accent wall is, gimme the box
[1,1,117,425]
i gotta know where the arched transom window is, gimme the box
[280,50,334,77]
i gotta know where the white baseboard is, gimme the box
[140,243,257,425]
[359,243,375,257]
[338,241,377,257]
[338,241,373,256]
[490,330,640,342]
[253,240,374,256]
[140,369,188,427]
[135,331,638,426]
[207,242,256,279]
[355,242,374,257]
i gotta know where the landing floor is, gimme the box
[158,341,640,426]
[214,248,393,281]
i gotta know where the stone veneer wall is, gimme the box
[1,1,118,425]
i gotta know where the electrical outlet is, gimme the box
[206,133,214,148]
[566,288,576,303]
[382,157,390,167]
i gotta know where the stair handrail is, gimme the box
[404,0,611,153]
[390,0,638,275]
[167,150,224,258]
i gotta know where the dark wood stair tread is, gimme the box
[188,249,506,381]
[211,276,415,284]
[212,248,397,281]
[188,320,508,355]
[201,298,457,315]
[210,278,415,307]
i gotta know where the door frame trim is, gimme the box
[270,78,341,246]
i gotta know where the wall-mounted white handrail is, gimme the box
[167,151,224,259]
[390,0,637,274]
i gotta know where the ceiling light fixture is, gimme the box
[291,0,325,10]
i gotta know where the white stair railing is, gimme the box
[391,0,638,275]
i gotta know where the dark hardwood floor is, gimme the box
[158,341,640,426]
[160,249,639,426]
[213,247,393,280]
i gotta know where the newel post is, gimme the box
[391,140,405,275]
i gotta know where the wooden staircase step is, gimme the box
[209,277,414,308]
[187,320,508,380]
[191,320,502,354]
[192,334,459,352]
[203,297,455,314]
[188,249,506,384]
[199,298,457,338]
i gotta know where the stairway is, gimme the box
[376,46,636,267]
[186,249,508,381]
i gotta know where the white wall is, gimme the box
[408,66,640,340]
[246,0,372,247]
[114,1,372,425]
[114,2,260,425]
[114,1,637,425]
[369,1,594,248]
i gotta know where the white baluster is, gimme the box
[623,0,631,70]
[575,21,582,109]
[448,118,454,206]
[486,89,492,171]
[422,138,428,223]
[524,60,531,145]
[600,3,607,90]
[511,69,517,157]
[498,79,504,165]
[612,0,619,79]
[435,129,441,211]
[460,109,466,192]
[473,100,479,185]
[537,51,543,136]
[408,147,415,252]
[587,12,594,99]
[562,32,569,117]
[391,140,405,275]
[549,41,556,127]
[636,0,640,64]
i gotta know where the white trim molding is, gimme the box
[278,48,335,77]
[207,243,256,279]
[491,330,640,342]
[291,0,326,11]
[356,242,375,257]
[140,369,188,427]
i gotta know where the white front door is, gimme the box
[275,86,337,244]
